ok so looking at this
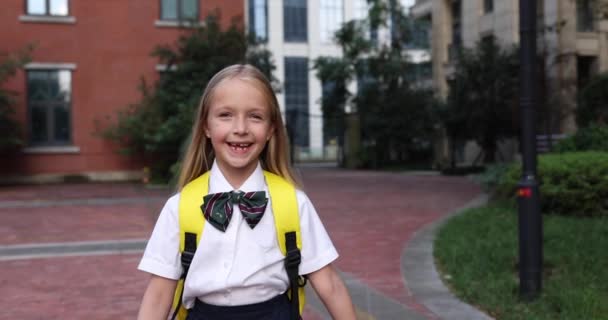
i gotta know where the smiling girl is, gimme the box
[136,64,355,320]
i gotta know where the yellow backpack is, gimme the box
[170,170,306,320]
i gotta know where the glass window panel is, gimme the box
[27,0,46,15]
[284,0,307,42]
[28,71,49,102]
[161,0,178,20]
[320,0,343,43]
[54,106,70,142]
[47,71,60,100]
[27,70,71,145]
[57,70,71,103]
[181,0,198,20]
[354,0,368,20]
[250,0,267,40]
[30,106,48,143]
[284,57,309,147]
[50,0,69,16]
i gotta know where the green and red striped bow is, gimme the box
[201,191,268,232]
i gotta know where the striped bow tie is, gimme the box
[201,191,268,232]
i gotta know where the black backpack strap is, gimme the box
[284,231,302,320]
[170,232,197,320]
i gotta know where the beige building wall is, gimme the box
[412,0,608,164]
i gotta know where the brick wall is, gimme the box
[0,0,244,179]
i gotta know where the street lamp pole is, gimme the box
[518,0,543,300]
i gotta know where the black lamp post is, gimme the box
[518,0,543,300]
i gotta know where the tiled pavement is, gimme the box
[0,167,483,319]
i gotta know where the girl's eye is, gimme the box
[218,112,231,118]
[250,114,264,120]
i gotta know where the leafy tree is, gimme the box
[0,45,33,151]
[443,36,520,163]
[577,72,608,127]
[314,0,436,168]
[100,13,276,180]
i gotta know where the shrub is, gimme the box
[475,163,511,192]
[0,45,33,151]
[497,152,608,216]
[553,124,608,153]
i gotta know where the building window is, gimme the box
[577,56,597,90]
[320,0,343,43]
[26,0,69,16]
[483,0,493,14]
[160,0,198,21]
[284,0,307,42]
[449,0,462,61]
[577,0,595,32]
[249,0,268,41]
[353,0,378,44]
[27,70,72,145]
[284,57,309,147]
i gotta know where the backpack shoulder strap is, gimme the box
[263,171,302,253]
[171,171,210,320]
[263,171,306,318]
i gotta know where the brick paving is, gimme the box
[300,169,481,318]
[0,167,481,319]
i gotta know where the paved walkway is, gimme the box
[0,167,491,319]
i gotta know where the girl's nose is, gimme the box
[233,116,248,134]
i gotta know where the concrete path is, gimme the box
[0,167,487,319]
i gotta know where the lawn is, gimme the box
[434,202,608,320]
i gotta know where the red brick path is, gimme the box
[0,168,481,319]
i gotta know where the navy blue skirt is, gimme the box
[185,293,293,320]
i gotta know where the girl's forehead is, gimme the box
[210,77,271,107]
[217,77,264,92]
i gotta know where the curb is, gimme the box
[401,194,495,320]
[0,239,147,260]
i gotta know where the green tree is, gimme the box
[577,72,608,127]
[100,13,276,181]
[443,36,520,163]
[0,45,33,151]
[314,0,436,168]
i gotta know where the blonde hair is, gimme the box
[177,64,301,190]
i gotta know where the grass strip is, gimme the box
[434,202,608,320]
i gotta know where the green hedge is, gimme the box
[497,152,608,216]
[553,124,608,153]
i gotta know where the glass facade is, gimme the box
[284,0,307,42]
[319,0,343,43]
[284,57,309,147]
[249,0,268,41]
[27,70,72,145]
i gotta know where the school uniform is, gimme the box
[138,161,339,318]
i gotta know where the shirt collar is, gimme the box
[209,161,265,193]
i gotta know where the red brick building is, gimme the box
[0,0,244,183]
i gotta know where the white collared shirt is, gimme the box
[138,162,338,308]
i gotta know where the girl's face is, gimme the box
[205,78,274,181]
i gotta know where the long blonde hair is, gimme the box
[177,64,300,190]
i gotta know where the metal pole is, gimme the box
[518,0,543,300]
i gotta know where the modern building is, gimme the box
[411,0,608,163]
[247,0,422,161]
[0,0,243,183]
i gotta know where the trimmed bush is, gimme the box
[553,124,608,153]
[497,152,608,216]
